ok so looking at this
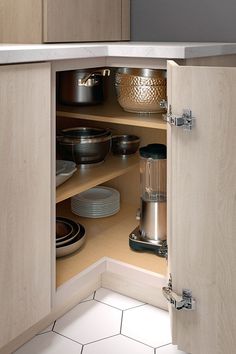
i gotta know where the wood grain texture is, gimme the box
[0,63,52,349]
[121,0,130,40]
[0,0,42,43]
[56,201,167,287]
[44,0,122,42]
[56,154,139,203]
[57,105,167,130]
[168,61,236,354]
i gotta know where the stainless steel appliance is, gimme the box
[129,144,167,257]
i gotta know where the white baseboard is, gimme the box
[2,258,167,354]
[103,258,168,310]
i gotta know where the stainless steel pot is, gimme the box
[58,69,110,105]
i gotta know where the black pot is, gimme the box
[58,69,110,106]
[57,127,111,166]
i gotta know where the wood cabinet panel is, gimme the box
[0,0,130,43]
[44,0,124,42]
[168,61,236,354]
[0,0,42,44]
[0,63,52,349]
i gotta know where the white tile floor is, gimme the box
[14,288,187,354]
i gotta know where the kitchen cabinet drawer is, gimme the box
[0,0,130,44]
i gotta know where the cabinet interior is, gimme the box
[55,66,168,288]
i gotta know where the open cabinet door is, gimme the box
[167,61,236,354]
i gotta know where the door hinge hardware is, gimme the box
[163,105,194,131]
[159,99,168,110]
[162,275,196,311]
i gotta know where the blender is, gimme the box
[129,144,167,257]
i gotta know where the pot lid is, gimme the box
[139,144,166,159]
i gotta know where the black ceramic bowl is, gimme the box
[111,135,141,156]
[57,127,111,166]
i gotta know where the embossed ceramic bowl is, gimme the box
[115,68,167,113]
[115,84,167,113]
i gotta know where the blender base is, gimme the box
[129,227,168,258]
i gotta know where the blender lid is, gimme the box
[139,144,167,159]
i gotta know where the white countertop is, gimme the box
[0,42,236,64]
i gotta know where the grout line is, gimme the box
[123,303,147,311]
[94,298,123,312]
[36,320,56,336]
[121,333,155,349]
[52,330,83,346]
[120,311,124,334]
[155,342,172,350]
[80,299,93,304]
[52,320,56,331]
[83,333,120,346]
[36,331,51,336]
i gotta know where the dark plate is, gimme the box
[56,217,80,244]
[56,224,86,258]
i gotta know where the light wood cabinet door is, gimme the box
[43,0,127,43]
[167,61,236,353]
[0,63,52,349]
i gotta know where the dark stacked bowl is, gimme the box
[57,127,111,166]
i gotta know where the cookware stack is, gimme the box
[57,127,112,166]
[56,217,86,258]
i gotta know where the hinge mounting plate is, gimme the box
[160,101,194,131]
[162,275,196,311]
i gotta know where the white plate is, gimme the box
[56,160,77,187]
[71,186,120,218]
[72,187,120,204]
[71,206,120,218]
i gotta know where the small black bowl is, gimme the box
[111,135,140,157]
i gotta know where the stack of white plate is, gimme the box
[71,186,120,218]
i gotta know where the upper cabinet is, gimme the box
[0,0,130,44]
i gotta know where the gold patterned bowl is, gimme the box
[115,84,167,114]
[115,72,166,87]
[115,68,167,113]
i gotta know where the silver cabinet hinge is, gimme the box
[162,275,196,311]
[160,101,194,131]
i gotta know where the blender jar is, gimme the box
[139,144,167,243]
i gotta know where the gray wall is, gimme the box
[131,0,236,42]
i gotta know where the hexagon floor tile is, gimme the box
[13,288,188,353]
[156,344,187,353]
[14,332,82,354]
[83,334,153,354]
[95,287,144,310]
[122,304,171,348]
[54,300,122,344]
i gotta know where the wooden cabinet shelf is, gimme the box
[57,104,167,130]
[56,200,167,287]
[56,153,139,203]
